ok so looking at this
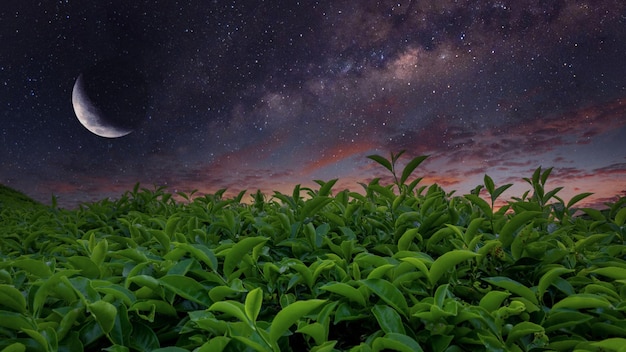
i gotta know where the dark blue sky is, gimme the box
[2,1,625,208]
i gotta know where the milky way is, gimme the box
[1,1,625,208]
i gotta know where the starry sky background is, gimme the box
[2,1,625,209]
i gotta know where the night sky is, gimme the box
[2,1,625,209]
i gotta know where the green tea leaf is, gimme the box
[79,319,105,346]
[159,275,212,307]
[445,224,465,241]
[290,261,314,288]
[394,211,421,229]
[591,322,626,339]
[392,193,406,212]
[22,328,53,352]
[575,233,611,252]
[566,192,594,209]
[0,310,37,331]
[321,282,367,307]
[397,228,422,252]
[426,227,456,252]
[537,266,573,300]
[103,345,129,352]
[296,322,326,346]
[0,343,26,352]
[56,307,82,341]
[304,222,320,249]
[591,267,626,280]
[245,287,263,323]
[492,184,513,204]
[579,208,606,221]
[366,264,396,280]
[0,284,26,313]
[164,215,180,239]
[590,338,626,352]
[464,217,485,246]
[232,336,269,352]
[543,186,563,203]
[197,337,231,352]
[584,283,620,301]
[367,154,393,173]
[130,300,178,320]
[483,277,538,305]
[540,167,552,185]
[34,270,81,317]
[498,211,542,248]
[95,285,136,307]
[478,332,506,351]
[484,174,495,195]
[399,257,429,279]
[209,285,245,302]
[505,322,544,346]
[429,250,479,286]
[552,294,613,310]
[372,305,405,334]
[464,194,493,217]
[148,229,171,254]
[108,303,131,346]
[312,259,335,282]
[113,248,148,263]
[432,284,450,309]
[209,301,250,326]
[90,238,108,267]
[301,196,333,220]
[391,150,405,164]
[269,299,326,344]
[309,340,337,352]
[479,291,511,312]
[67,256,101,279]
[400,155,428,186]
[361,279,408,315]
[615,207,626,226]
[130,321,161,351]
[127,274,160,291]
[12,258,52,278]
[543,311,593,333]
[369,183,396,201]
[372,333,424,352]
[174,242,218,271]
[317,179,338,197]
[88,300,117,334]
[223,237,268,278]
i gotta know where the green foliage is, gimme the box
[0,155,625,351]
[367,150,427,194]
[0,184,45,210]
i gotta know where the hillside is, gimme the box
[0,184,45,210]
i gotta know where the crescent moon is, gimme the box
[72,74,133,138]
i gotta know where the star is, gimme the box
[1,0,625,208]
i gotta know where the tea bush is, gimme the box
[0,153,625,351]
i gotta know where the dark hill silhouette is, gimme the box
[0,184,45,210]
